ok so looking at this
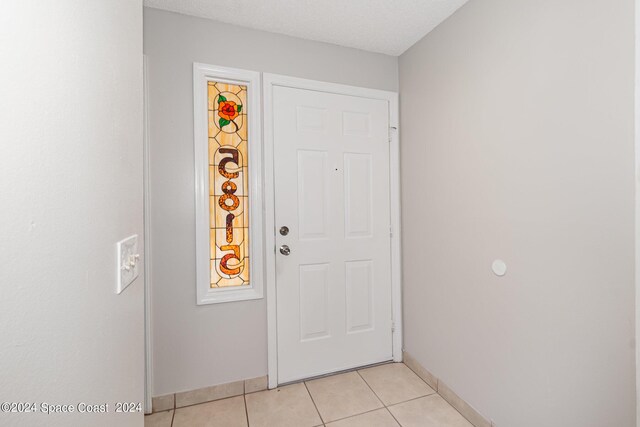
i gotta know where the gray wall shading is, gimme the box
[144,7,399,396]
[398,0,635,426]
[0,1,144,425]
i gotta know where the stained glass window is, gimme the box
[208,81,249,288]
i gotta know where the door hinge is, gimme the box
[390,226,393,238]
[388,126,397,142]
[391,321,395,333]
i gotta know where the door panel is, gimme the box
[344,152,373,238]
[345,260,374,334]
[299,263,330,341]
[274,86,392,383]
[297,150,329,239]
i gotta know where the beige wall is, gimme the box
[144,7,399,396]
[0,1,144,426]
[399,1,635,426]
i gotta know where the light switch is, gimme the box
[117,234,140,294]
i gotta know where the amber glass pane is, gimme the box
[207,81,250,288]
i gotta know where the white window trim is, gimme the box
[193,63,264,305]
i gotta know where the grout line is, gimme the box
[323,406,387,424]
[243,393,250,427]
[385,406,403,427]
[170,407,175,427]
[303,381,325,425]
[387,393,436,408]
[355,370,385,407]
[356,363,441,426]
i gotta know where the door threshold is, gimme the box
[277,359,394,387]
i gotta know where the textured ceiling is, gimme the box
[143,0,468,56]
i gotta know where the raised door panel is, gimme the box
[344,153,373,239]
[299,264,330,341]
[345,260,374,334]
[297,150,329,240]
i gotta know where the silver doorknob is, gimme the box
[279,226,289,236]
[279,245,291,256]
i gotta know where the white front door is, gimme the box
[273,85,393,384]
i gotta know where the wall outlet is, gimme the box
[117,234,140,294]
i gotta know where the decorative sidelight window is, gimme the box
[194,64,263,304]
[209,81,249,288]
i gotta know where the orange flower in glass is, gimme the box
[217,94,242,129]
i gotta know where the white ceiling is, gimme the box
[143,0,468,56]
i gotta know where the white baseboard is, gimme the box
[151,375,268,413]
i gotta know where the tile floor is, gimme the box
[145,362,474,427]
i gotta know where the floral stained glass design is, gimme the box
[208,81,249,288]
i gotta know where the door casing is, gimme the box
[263,74,402,389]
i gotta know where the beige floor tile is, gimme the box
[326,408,400,427]
[305,371,383,423]
[358,363,435,405]
[144,410,173,427]
[173,396,247,427]
[388,394,473,427]
[245,382,322,427]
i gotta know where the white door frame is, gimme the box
[635,1,640,424]
[143,54,153,413]
[263,73,402,389]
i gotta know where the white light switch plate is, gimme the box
[117,234,140,294]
